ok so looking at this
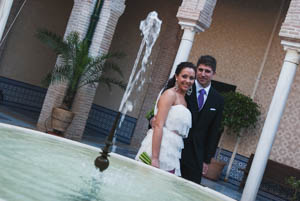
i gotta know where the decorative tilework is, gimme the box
[0,76,136,144]
[84,104,137,144]
[216,148,249,186]
[217,149,298,200]
[0,76,47,112]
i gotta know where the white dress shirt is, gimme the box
[195,80,211,107]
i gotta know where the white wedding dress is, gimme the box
[135,104,192,176]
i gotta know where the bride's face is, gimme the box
[176,67,195,92]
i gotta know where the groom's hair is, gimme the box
[197,55,216,72]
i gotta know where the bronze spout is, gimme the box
[94,112,121,172]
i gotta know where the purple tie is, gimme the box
[198,89,206,111]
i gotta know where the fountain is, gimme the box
[113,11,162,149]
[0,123,235,201]
[0,12,235,201]
[95,11,162,168]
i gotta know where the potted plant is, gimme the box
[221,91,261,181]
[36,29,126,134]
[204,91,261,181]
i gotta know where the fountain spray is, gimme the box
[95,11,161,172]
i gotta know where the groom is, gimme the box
[180,55,224,184]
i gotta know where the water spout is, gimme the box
[94,112,121,172]
[95,11,161,172]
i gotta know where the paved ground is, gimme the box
[0,105,288,201]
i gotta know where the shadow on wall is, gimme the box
[211,80,236,93]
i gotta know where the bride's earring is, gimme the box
[175,80,179,91]
[187,86,192,96]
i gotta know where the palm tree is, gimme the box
[36,29,126,110]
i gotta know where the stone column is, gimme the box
[241,1,300,200]
[65,0,126,140]
[37,0,126,141]
[37,0,95,133]
[170,29,195,77]
[170,0,217,77]
[0,0,13,40]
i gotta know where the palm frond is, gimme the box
[36,29,69,55]
[82,52,125,76]
[80,55,125,87]
[48,64,72,84]
[98,77,127,90]
[82,56,104,76]
[79,76,126,90]
[102,61,124,78]
[99,51,125,61]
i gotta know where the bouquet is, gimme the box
[139,152,152,165]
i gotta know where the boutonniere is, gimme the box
[139,152,152,165]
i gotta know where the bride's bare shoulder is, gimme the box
[158,88,176,104]
[161,88,176,97]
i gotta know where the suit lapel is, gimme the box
[202,87,217,111]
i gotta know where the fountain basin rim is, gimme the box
[0,123,236,201]
[0,122,103,153]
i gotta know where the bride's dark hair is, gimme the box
[163,62,196,92]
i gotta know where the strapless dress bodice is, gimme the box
[164,105,192,138]
[136,104,192,176]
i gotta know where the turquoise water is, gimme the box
[0,124,234,201]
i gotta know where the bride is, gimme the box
[135,62,196,176]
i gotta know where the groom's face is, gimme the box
[196,64,215,88]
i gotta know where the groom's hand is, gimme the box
[150,116,157,128]
[202,163,209,175]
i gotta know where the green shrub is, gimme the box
[286,176,300,201]
[221,91,261,136]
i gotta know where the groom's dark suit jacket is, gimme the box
[180,83,224,184]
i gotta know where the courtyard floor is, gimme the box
[0,105,288,201]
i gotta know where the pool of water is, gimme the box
[0,123,235,201]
